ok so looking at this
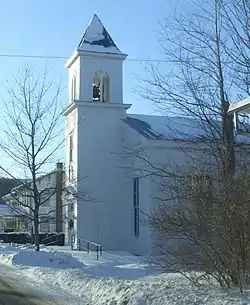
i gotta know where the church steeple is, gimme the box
[65,14,128,105]
[77,14,123,55]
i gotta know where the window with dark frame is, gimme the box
[69,134,73,162]
[133,177,140,237]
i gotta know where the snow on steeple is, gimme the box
[77,14,123,55]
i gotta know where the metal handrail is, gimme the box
[41,232,63,246]
[43,240,59,246]
[41,232,61,243]
[78,237,101,247]
[76,237,103,260]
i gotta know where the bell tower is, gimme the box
[65,14,127,104]
[63,14,131,249]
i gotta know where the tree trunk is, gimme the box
[214,0,235,179]
[34,211,39,252]
[222,102,235,178]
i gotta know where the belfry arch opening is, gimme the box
[92,72,109,103]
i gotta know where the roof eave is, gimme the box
[65,48,127,69]
[228,97,250,114]
[65,50,79,69]
[77,48,128,59]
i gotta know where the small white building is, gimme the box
[3,163,64,233]
[63,14,214,255]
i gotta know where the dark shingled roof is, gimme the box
[123,114,250,144]
[123,114,204,141]
[123,117,165,140]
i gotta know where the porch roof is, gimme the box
[228,97,250,114]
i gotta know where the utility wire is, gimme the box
[0,54,68,60]
[0,53,167,62]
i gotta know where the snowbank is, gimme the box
[0,244,250,305]
[24,268,250,305]
[0,246,84,269]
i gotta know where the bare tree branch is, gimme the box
[0,66,66,251]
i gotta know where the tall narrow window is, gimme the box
[69,134,73,162]
[133,177,140,237]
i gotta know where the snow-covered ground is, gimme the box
[0,244,250,304]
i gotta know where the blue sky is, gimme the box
[0,0,191,176]
[0,0,185,115]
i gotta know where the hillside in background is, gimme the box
[0,178,21,198]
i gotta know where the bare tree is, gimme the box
[146,163,250,292]
[139,0,250,177]
[0,66,68,251]
[221,0,250,96]
[128,0,250,290]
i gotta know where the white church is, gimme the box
[62,14,216,255]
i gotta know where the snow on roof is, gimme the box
[125,114,205,141]
[0,204,15,216]
[125,114,250,144]
[228,97,250,114]
[77,14,123,55]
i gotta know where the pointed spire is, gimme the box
[77,14,123,55]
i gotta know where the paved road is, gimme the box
[0,264,78,304]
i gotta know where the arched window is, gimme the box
[71,75,76,101]
[92,71,109,103]
[93,72,101,101]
